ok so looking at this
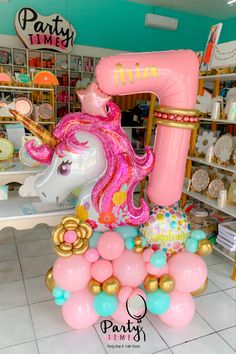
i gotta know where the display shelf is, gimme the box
[0,192,75,231]
[199,117,236,124]
[187,156,236,174]
[0,85,54,92]
[0,121,54,125]
[199,73,236,81]
[0,160,45,185]
[213,244,235,263]
[183,188,236,218]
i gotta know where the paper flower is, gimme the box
[195,131,217,155]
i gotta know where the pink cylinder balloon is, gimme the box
[97,231,125,260]
[159,290,195,328]
[168,252,207,292]
[62,288,99,329]
[91,259,113,283]
[113,249,147,287]
[95,50,199,206]
[53,255,91,292]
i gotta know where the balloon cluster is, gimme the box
[45,220,211,329]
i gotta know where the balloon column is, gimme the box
[10,49,213,329]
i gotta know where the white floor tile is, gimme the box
[96,317,167,354]
[153,350,172,354]
[14,225,50,243]
[20,254,56,279]
[195,292,236,331]
[38,328,106,354]
[202,252,228,266]
[0,341,38,354]
[30,300,70,339]
[0,260,22,283]
[218,326,236,351]
[17,239,54,259]
[0,244,18,262]
[0,228,15,244]
[208,263,236,290]
[194,279,221,297]
[225,288,236,301]
[171,333,235,354]
[25,276,53,304]
[0,280,27,311]
[148,312,213,347]
[0,306,35,349]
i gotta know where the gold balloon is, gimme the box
[45,267,56,293]
[197,239,213,256]
[88,279,102,295]
[191,277,208,297]
[159,274,175,293]
[144,275,158,293]
[134,236,142,246]
[102,277,121,295]
[134,245,144,254]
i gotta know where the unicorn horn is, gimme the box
[9,109,58,149]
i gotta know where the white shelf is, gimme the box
[0,160,45,176]
[187,156,236,174]
[199,118,236,125]
[0,85,54,92]
[213,244,235,262]
[183,188,236,218]
[122,126,147,129]
[199,73,236,81]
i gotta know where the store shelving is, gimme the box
[199,73,236,81]
[199,117,236,124]
[187,156,236,174]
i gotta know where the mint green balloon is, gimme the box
[94,292,118,317]
[125,237,135,249]
[186,237,198,253]
[150,250,167,268]
[53,287,63,298]
[90,231,102,248]
[114,226,139,239]
[147,289,170,315]
[191,229,206,241]
[55,296,65,306]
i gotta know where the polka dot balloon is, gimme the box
[139,206,190,257]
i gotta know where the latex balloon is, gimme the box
[159,274,175,293]
[159,290,195,328]
[97,231,125,260]
[191,277,208,297]
[91,259,113,283]
[197,239,213,256]
[88,278,102,295]
[62,288,99,329]
[102,276,121,295]
[144,274,158,293]
[168,252,207,292]
[95,50,199,206]
[146,289,170,315]
[94,291,118,317]
[45,267,56,292]
[114,226,139,239]
[76,82,111,117]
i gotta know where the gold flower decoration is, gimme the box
[112,191,127,206]
[52,216,93,257]
[75,205,88,221]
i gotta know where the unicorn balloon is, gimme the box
[10,102,154,232]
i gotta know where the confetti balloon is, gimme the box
[140,206,190,257]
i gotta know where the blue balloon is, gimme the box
[186,237,198,253]
[147,289,170,315]
[125,237,135,250]
[90,231,102,248]
[94,292,118,317]
[55,296,65,306]
[53,287,64,298]
[115,226,139,240]
[191,229,206,241]
[150,251,167,268]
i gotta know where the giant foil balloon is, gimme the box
[140,206,190,257]
[10,91,154,232]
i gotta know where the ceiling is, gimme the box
[128,0,236,19]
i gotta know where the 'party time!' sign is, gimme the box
[15,8,76,53]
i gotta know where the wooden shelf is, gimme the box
[0,85,54,92]
[0,121,54,125]
[199,73,236,81]
[187,156,236,174]
[183,188,236,218]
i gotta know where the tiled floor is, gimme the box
[0,225,235,354]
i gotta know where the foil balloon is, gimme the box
[140,206,191,257]
[11,100,154,232]
[95,50,199,206]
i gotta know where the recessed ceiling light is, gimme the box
[227,0,236,5]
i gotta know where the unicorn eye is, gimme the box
[57,160,72,176]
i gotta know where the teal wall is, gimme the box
[0,0,234,52]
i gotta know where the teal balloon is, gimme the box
[147,289,170,315]
[186,237,198,253]
[115,226,138,240]
[191,229,206,241]
[94,292,118,317]
[55,296,65,306]
[63,290,71,300]
[141,238,147,247]
[53,287,64,298]
[150,251,167,268]
[125,237,135,250]
[90,231,102,248]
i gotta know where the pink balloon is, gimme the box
[53,255,91,292]
[112,302,131,324]
[159,290,195,328]
[62,288,99,329]
[146,262,169,277]
[168,252,207,292]
[142,248,154,262]
[118,286,133,304]
[91,259,113,282]
[77,82,111,117]
[113,249,147,287]
[84,248,99,263]
[97,231,125,260]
